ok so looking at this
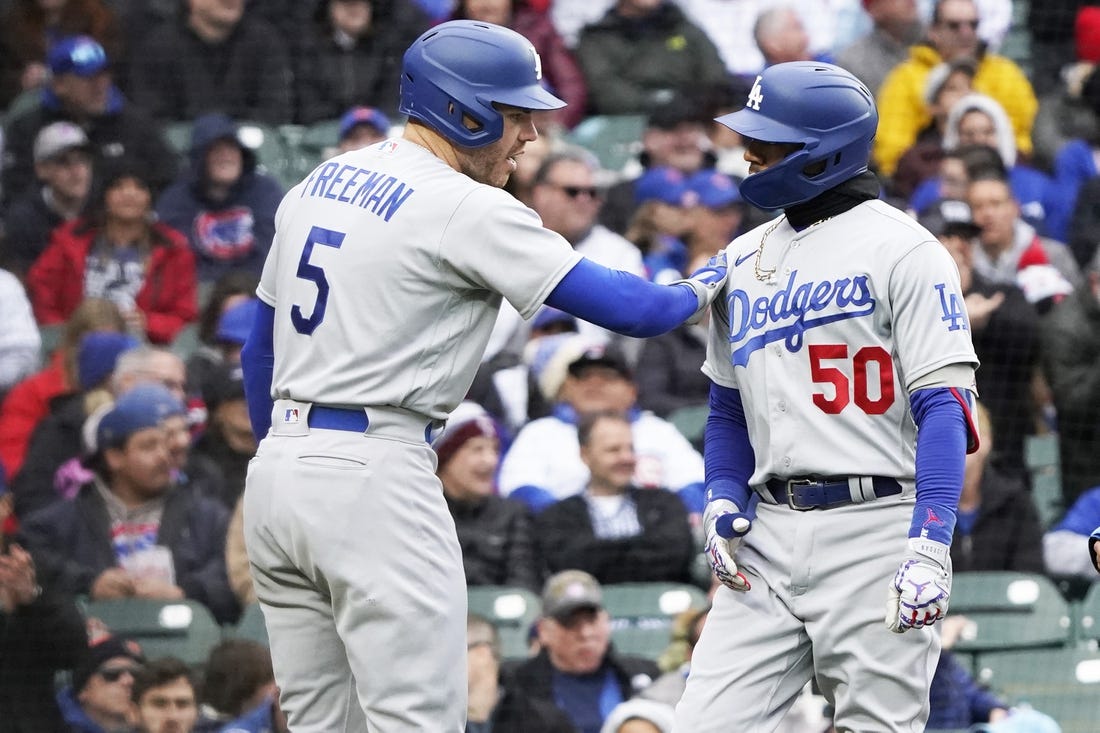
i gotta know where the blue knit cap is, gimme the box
[96,384,186,451]
[77,332,139,390]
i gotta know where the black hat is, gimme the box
[918,199,981,239]
[567,344,632,380]
[647,96,707,130]
[72,636,145,693]
[203,362,246,413]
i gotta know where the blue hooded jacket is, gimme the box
[55,685,112,733]
[155,113,285,282]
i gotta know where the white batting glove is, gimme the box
[886,538,952,633]
[703,498,752,592]
[674,251,728,325]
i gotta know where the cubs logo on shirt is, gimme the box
[193,207,256,261]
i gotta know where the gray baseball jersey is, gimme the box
[703,200,978,484]
[246,137,582,732]
[257,138,583,419]
[675,200,978,732]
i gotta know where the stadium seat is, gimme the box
[1025,433,1063,529]
[1074,581,1100,646]
[950,572,1073,653]
[226,602,269,647]
[169,323,199,360]
[466,586,541,661]
[667,404,709,446]
[563,115,647,176]
[290,118,343,181]
[2,88,41,127]
[997,0,1032,77]
[601,582,708,661]
[237,121,297,189]
[81,598,223,666]
[973,647,1100,733]
[37,323,65,366]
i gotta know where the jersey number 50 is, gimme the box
[808,344,894,415]
[291,226,346,335]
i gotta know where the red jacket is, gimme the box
[0,352,68,480]
[28,220,198,344]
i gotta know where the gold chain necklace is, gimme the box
[753,215,834,282]
[753,216,785,282]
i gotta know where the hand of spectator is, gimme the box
[964,292,1004,330]
[0,544,40,612]
[132,577,185,600]
[20,62,48,91]
[91,568,137,600]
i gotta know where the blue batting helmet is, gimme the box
[716,62,878,210]
[399,20,566,148]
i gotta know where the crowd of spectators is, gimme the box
[2,0,1100,731]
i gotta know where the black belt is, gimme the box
[765,476,902,510]
[308,406,368,432]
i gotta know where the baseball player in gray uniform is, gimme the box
[238,21,729,733]
[673,62,980,733]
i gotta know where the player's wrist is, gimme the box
[908,502,956,546]
[705,479,744,506]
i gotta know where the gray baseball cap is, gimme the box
[542,570,603,621]
[33,121,90,163]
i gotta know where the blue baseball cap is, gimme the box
[339,106,392,141]
[634,166,690,206]
[48,36,109,77]
[687,169,743,210]
[77,332,139,390]
[216,298,260,345]
[96,384,186,451]
[531,306,577,333]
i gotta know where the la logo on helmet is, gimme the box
[747,76,764,111]
[529,45,543,81]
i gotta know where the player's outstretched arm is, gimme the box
[887,386,975,633]
[545,254,727,338]
[241,300,276,442]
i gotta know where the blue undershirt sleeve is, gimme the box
[241,301,276,441]
[545,258,698,338]
[702,383,756,512]
[909,387,974,544]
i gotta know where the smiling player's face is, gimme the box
[456,104,539,188]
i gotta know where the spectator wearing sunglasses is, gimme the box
[529,150,645,351]
[874,0,1037,179]
[56,635,145,733]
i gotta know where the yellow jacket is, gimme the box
[874,44,1037,177]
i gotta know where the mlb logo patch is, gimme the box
[284,408,300,424]
[379,141,399,155]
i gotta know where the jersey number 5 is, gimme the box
[291,226,346,335]
[808,344,895,415]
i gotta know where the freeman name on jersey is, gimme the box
[726,268,876,367]
[301,160,415,222]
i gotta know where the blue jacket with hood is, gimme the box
[155,113,284,282]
